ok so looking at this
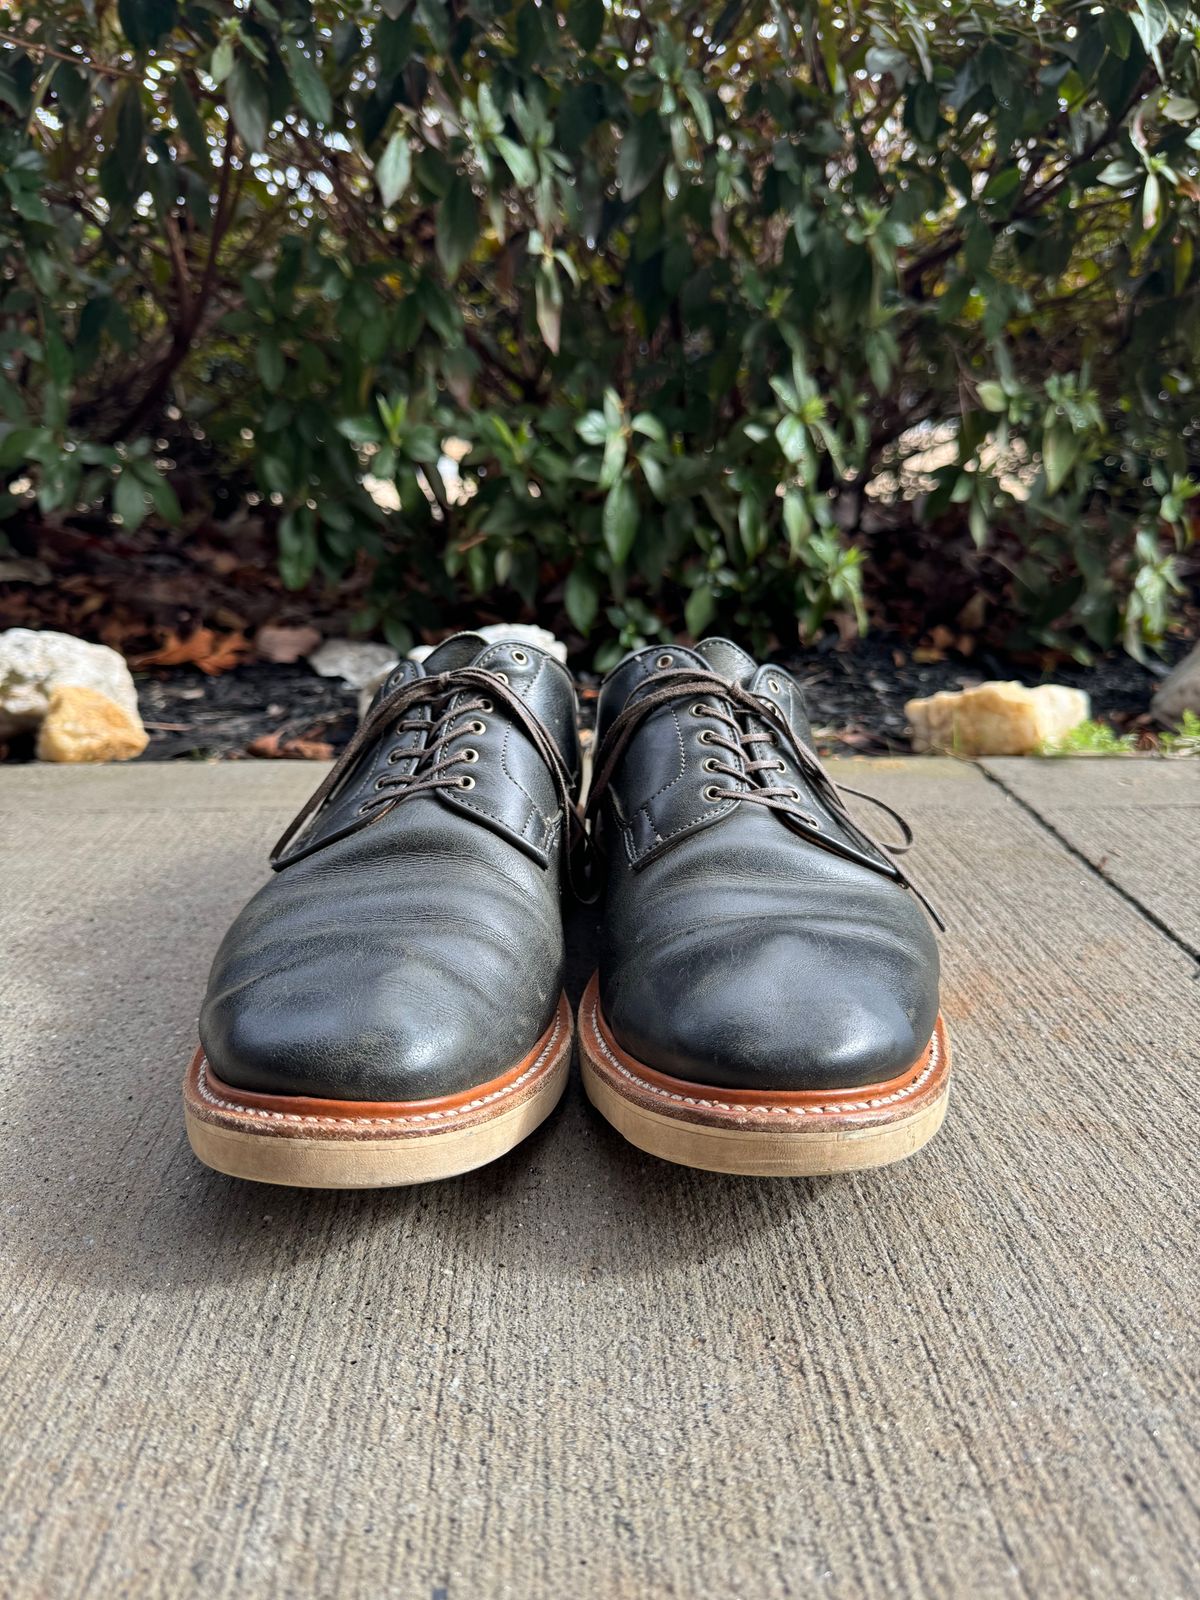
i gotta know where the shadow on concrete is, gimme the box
[10,841,837,1298]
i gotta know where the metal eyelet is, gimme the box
[698,729,716,744]
[459,774,476,790]
[767,677,781,692]
[691,703,708,717]
[374,774,391,790]
[703,784,724,802]
[703,757,719,772]
[461,748,479,763]
[511,649,528,665]
[656,653,674,668]
[386,747,406,764]
[469,720,487,734]
[479,698,493,713]
[493,671,509,685]
[774,761,787,773]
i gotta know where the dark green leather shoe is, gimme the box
[579,639,950,1176]
[184,633,580,1188]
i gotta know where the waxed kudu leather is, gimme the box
[199,634,580,1100]
[592,638,941,1091]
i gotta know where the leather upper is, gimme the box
[591,639,941,1092]
[199,634,580,1100]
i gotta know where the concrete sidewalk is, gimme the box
[1,758,1197,1599]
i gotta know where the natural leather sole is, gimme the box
[183,992,572,1188]
[579,974,950,1177]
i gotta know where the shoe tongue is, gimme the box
[692,637,760,686]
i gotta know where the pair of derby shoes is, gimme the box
[184,633,950,1186]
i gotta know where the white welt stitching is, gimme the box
[588,995,940,1118]
[195,1010,563,1128]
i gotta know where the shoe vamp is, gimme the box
[199,797,564,1097]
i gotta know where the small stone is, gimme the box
[254,623,322,664]
[905,681,1090,756]
[409,623,568,667]
[308,639,401,689]
[1151,643,1200,725]
[0,628,142,739]
[36,685,149,763]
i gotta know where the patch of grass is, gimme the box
[1037,720,1136,757]
[1159,709,1200,757]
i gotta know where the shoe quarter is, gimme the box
[436,642,579,868]
[598,658,745,868]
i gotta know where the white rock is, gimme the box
[308,639,401,690]
[407,624,567,667]
[905,681,1089,756]
[1151,643,1200,725]
[0,628,143,740]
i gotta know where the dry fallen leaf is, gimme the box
[247,731,335,761]
[134,628,251,675]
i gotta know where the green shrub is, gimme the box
[2,0,1198,661]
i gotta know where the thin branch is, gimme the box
[0,28,140,80]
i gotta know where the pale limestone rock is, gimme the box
[408,623,567,667]
[0,628,142,739]
[308,639,401,690]
[1151,643,1200,725]
[36,685,149,763]
[905,681,1089,756]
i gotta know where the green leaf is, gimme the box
[776,414,807,464]
[227,60,269,151]
[618,114,664,198]
[1141,171,1161,232]
[564,566,600,633]
[146,471,182,525]
[171,79,210,165]
[1131,0,1171,53]
[257,339,285,391]
[436,177,478,280]
[1043,424,1078,495]
[782,490,812,553]
[495,135,536,188]
[118,0,178,51]
[114,469,148,531]
[336,415,385,445]
[376,129,412,207]
[683,81,714,144]
[281,37,332,125]
[416,0,452,55]
[602,479,638,566]
[535,260,563,354]
[976,381,1007,412]
[210,37,235,85]
[1097,160,1139,187]
[568,0,604,52]
[685,583,716,637]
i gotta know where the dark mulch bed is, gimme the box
[126,631,1180,762]
[137,662,360,761]
[779,631,1179,754]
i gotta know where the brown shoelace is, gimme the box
[586,668,943,928]
[271,667,586,874]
